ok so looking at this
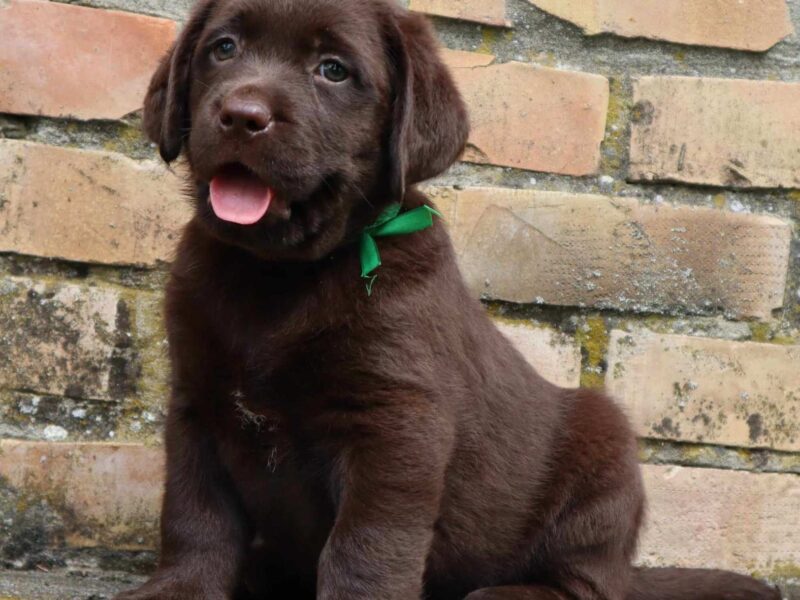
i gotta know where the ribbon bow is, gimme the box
[360,203,442,295]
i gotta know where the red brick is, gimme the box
[4,443,798,569]
[443,50,609,176]
[630,76,800,189]
[528,0,793,51]
[0,277,127,401]
[0,440,163,548]
[410,0,510,27]
[431,186,792,319]
[493,320,581,387]
[641,465,800,574]
[0,0,176,120]
[0,140,189,266]
[608,331,800,452]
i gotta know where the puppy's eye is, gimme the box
[213,38,238,61]
[318,59,349,83]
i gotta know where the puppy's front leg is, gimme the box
[318,402,452,600]
[115,402,245,600]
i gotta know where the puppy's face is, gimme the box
[144,0,468,261]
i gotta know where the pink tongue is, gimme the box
[210,171,274,225]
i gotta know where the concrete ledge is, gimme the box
[0,569,145,600]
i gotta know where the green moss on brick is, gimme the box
[475,27,513,55]
[599,78,631,175]
[101,124,148,157]
[752,562,800,580]
[116,289,168,443]
[576,316,609,389]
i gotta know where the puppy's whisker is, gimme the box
[351,182,374,209]
[193,77,212,92]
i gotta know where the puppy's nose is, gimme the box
[219,98,273,137]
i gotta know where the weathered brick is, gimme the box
[630,76,800,189]
[410,0,509,27]
[430,186,791,319]
[3,446,797,571]
[0,0,176,120]
[607,331,800,452]
[640,465,800,574]
[442,51,609,176]
[0,277,130,401]
[527,0,793,51]
[493,320,581,387]
[0,440,163,549]
[0,140,189,266]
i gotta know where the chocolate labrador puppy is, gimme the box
[117,0,781,598]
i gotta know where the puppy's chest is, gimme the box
[216,359,308,467]
[218,305,356,406]
[215,358,340,532]
[204,296,361,476]
[215,373,323,490]
[216,399,336,544]
[212,332,344,464]
[222,335,334,417]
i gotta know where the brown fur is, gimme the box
[116,1,781,598]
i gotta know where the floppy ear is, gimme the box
[385,11,470,197]
[142,0,215,163]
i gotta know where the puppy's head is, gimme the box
[144,0,468,260]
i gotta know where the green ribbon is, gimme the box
[360,203,442,295]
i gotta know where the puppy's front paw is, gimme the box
[114,574,226,600]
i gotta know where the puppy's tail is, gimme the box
[627,567,781,600]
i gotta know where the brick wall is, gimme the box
[0,0,799,594]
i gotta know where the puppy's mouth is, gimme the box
[209,163,275,226]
